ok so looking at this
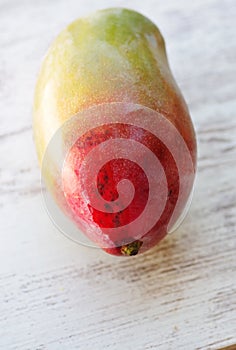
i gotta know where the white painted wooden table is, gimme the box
[0,0,236,349]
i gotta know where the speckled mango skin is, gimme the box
[33,8,197,255]
[33,8,196,166]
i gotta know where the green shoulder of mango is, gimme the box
[68,8,166,47]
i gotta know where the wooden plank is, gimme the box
[0,0,235,349]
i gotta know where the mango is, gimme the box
[33,8,197,256]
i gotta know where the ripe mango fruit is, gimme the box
[33,8,197,256]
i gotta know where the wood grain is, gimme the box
[0,0,236,349]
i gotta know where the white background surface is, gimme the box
[0,0,236,349]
